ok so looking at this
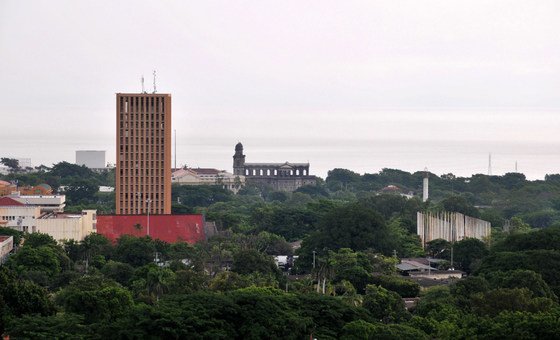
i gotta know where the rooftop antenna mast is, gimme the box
[141,75,145,93]
[152,70,157,94]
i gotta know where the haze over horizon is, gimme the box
[1,1,559,180]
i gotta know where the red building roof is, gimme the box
[0,197,24,206]
[96,214,206,244]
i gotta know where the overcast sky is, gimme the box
[1,1,559,178]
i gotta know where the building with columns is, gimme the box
[232,142,316,192]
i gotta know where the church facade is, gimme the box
[233,143,316,192]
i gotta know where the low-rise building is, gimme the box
[96,214,206,244]
[0,180,17,195]
[0,235,14,264]
[0,197,95,242]
[172,167,245,193]
[0,181,55,197]
[35,210,97,242]
[8,193,66,213]
[233,143,317,192]
[0,197,41,232]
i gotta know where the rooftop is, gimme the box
[244,162,309,167]
[0,197,24,206]
[0,235,13,242]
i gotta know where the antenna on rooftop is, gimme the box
[488,153,492,176]
[141,75,145,93]
[152,70,157,93]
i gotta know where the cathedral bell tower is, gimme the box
[233,142,246,176]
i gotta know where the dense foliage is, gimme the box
[1,166,560,337]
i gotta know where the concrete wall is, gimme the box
[36,210,97,242]
[417,211,491,247]
[96,214,206,244]
[0,206,41,232]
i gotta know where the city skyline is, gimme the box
[1,1,559,179]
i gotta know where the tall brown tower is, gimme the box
[116,93,172,215]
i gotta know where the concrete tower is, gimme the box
[422,167,429,202]
[116,93,172,215]
[233,142,246,176]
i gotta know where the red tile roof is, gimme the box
[0,197,24,206]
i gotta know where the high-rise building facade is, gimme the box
[116,93,172,215]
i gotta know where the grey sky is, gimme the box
[1,1,559,178]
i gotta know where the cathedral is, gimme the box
[233,143,316,192]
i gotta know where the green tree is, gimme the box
[55,275,133,323]
[475,250,560,296]
[301,202,392,255]
[101,261,135,286]
[449,275,490,310]
[426,238,451,259]
[5,313,92,339]
[0,227,23,246]
[24,232,58,248]
[49,161,94,181]
[326,168,361,190]
[0,158,20,172]
[370,275,420,298]
[362,284,409,322]
[64,178,99,204]
[114,235,156,267]
[146,266,176,302]
[231,249,281,279]
[228,287,312,339]
[440,195,480,217]
[341,320,429,340]
[0,268,55,319]
[470,288,556,316]
[169,268,208,294]
[453,238,488,273]
[8,245,62,278]
[484,269,557,301]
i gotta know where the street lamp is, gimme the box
[312,250,316,269]
[146,199,152,237]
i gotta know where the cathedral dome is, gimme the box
[235,142,243,151]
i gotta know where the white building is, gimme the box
[172,168,245,193]
[35,210,97,242]
[0,197,96,242]
[8,193,66,213]
[76,150,106,169]
[0,197,41,232]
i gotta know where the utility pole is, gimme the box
[146,199,152,236]
[488,153,492,176]
[312,250,316,269]
[450,245,454,270]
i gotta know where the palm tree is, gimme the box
[146,267,175,302]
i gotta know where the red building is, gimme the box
[96,214,206,244]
